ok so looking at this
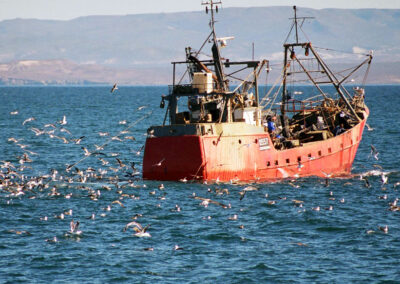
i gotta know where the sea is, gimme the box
[0,85,399,283]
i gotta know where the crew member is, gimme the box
[267,116,281,138]
[333,123,345,136]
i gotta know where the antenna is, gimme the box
[202,0,222,32]
[294,6,298,44]
[287,6,314,44]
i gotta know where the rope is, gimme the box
[362,58,372,88]
[259,63,290,108]
[313,46,370,56]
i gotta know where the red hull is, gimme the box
[143,111,368,182]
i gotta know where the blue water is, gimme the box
[1,85,400,283]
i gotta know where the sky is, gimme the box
[0,0,399,21]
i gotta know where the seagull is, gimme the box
[72,136,85,144]
[200,200,209,207]
[55,213,65,220]
[370,145,379,160]
[381,173,388,185]
[135,145,145,156]
[124,136,136,141]
[110,83,118,93]
[389,198,398,207]
[239,185,258,200]
[228,214,238,220]
[56,136,69,144]
[30,127,45,136]
[22,117,35,125]
[288,182,300,188]
[378,225,388,234]
[179,177,188,183]
[116,158,127,168]
[81,147,91,156]
[378,194,387,200]
[45,236,58,243]
[153,158,165,167]
[112,200,125,207]
[174,245,183,250]
[7,137,23,144]
[365,123,374,131]
[94,144,104,151]
[44,123,56,129]
[69,219,82,235]
[193,196,228,209]
[10,110,18,115]
[59,115,67,125]
[98,158,109,166]
[362,176,371,188]
[123,221,151,237]
[321,171,332,187]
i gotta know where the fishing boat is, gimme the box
[143,1,373,182]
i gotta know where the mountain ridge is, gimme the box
[0,7,398,85]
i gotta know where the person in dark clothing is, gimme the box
[333,123,345,136]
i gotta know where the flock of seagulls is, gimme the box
[1,106,399,249]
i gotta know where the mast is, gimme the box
[282,6,300,131]
[202,0,227,92]
[294,5,299,44]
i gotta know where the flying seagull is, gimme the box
[123,221,151,237]
[111,83,118,93]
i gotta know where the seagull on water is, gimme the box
[69,219,82,235]
[379,225,388,234]
[45,236,58,243]
[174,245,183,250]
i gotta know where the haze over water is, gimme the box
[1,85,399,282]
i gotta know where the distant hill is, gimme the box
[0,60,170,85]
[0,7,399,85]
